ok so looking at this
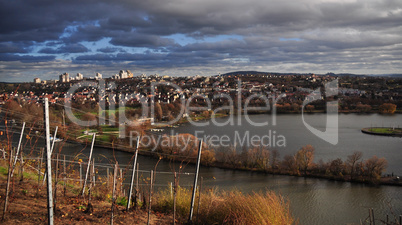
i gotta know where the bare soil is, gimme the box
[0,176,173,225]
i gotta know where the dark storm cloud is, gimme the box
[110,33,177,48]
[0,0,401,81]
[0,53,55,62]
[0,42,28,53]
[39,43,89,54]
[97,47,126,53]
[74,52,166,63]
[74,50,225,68]
[1,0,401,43]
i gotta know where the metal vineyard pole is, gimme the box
[11,122,26,177]
[44,98,54,225]
[127,136,140,210]
[188,140,203,223]
[81,133,96,197]
[43,126,58,184]
[3,121,25,219]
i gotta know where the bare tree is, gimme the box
[364,156,388,181]
[346,151,363,180]
[271,150,280,174]
[154,102,163,121]
[281,154,297,174]
[295,145,315,175]
[329,158,344,176]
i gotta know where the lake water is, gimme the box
[18,113,402,224]
[164,113,402,175]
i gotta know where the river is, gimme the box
[19,113,402,224]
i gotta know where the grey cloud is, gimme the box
[0,42,28,53]
[39,43,89,54]
[55,43,90,53]
[109,33,177,48]
[97,47,126,53]
[0,0,401,80]
[74,52,166,63]
[0,53,55,62]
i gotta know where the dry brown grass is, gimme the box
[153,186,295,225]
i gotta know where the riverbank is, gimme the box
[66,135,402,188]
[0,160,294,224]
[212,163,402,187]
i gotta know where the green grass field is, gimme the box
[368,127,402,134]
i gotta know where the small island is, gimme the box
[361,127,402,137]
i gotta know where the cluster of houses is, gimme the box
[2,72,401,113]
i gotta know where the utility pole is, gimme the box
[44,98,54,225]
[188,140,203,223]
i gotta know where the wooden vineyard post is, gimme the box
[371,208,375,225]
[136,163,139,208]
[111,162,118,225]
[2,147,13,220]
[147,170,154,225]
[63,155,66,197]
[107,167,109,187]
[196,176,203,222]
[173,172,177,225]
[79,163,82,186]
[53,154,59,212]
[55,154,59,183]
[19,152,24,182]
[119,168,123,196]
[37,148,44,195]
[170,182,173,199]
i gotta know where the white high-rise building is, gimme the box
[76,73,83,80]
[119,70,128,79]
[59,73,69,83]
[95,73,102,80]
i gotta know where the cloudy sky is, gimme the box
[0,0,401,82]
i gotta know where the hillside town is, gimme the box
[1,71,401,116]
